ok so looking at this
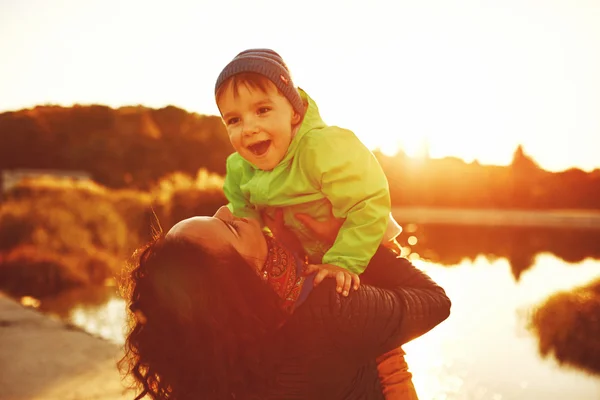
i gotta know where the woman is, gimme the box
[119,206,451,399]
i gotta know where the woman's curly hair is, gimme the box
[118,233,288,399]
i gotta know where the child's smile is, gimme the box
[247,139,272,157]
[217,80,300,171]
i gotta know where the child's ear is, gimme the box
[291,111,302,125]
[292,99,308,125]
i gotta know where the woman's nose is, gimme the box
[214,206,233,220]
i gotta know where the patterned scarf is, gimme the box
[259,234,307,313]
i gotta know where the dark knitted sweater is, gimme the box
[250,247,452,399]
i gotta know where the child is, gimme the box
[215,49,414,399]
[215,48,402,297]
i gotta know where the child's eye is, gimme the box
[257,107,270,115]
[226,117,240,125]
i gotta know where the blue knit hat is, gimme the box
[215,49,304,116]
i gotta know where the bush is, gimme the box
[0,190,128,256]
[0,169,229,297]
[0,177,129,296]
[0,245,119,297]
[108,188,154,252]
[150,169,227,230]
[529,278,600,375]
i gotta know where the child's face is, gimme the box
[217,80,300,170]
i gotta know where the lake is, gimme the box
[33,221,600,400]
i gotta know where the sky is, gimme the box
[1,0,599,172]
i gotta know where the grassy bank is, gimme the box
[0,170,226,297]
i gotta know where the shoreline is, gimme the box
[0,292,134,400]
[392,207,600,229]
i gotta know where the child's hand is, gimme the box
[305,263,360,297]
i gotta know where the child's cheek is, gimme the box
[228,128,241,146]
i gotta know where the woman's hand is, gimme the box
[262,208,305,255]
[262,207,345,252]
[294,209,344,245]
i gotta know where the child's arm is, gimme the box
[223,153,261,221]
[299,128,391,275]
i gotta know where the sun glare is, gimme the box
[397,136,431,159]
[0,0,599,171]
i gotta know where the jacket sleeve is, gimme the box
[300,129,391,274]
[288,247,451,365]
[223,154,261,221]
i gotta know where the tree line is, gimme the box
[1,104,599,210]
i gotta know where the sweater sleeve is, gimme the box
[223,154,261,221]
[288,247,451,365]
[300,129,391,274]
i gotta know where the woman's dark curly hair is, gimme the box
[118,233,288,399]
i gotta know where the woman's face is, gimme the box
[166,206,268,270]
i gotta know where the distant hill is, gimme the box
[1,104,599,210]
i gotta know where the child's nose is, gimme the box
[241,118,259,136]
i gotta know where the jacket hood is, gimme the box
[279,88,327,165]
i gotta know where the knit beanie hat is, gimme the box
[215,49,304,116]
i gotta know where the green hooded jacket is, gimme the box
[223,90,390,274]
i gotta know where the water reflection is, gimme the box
[37,285,126,344]
[529,277,600,377]
[404,255,600,400]
[397,224,600,281]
